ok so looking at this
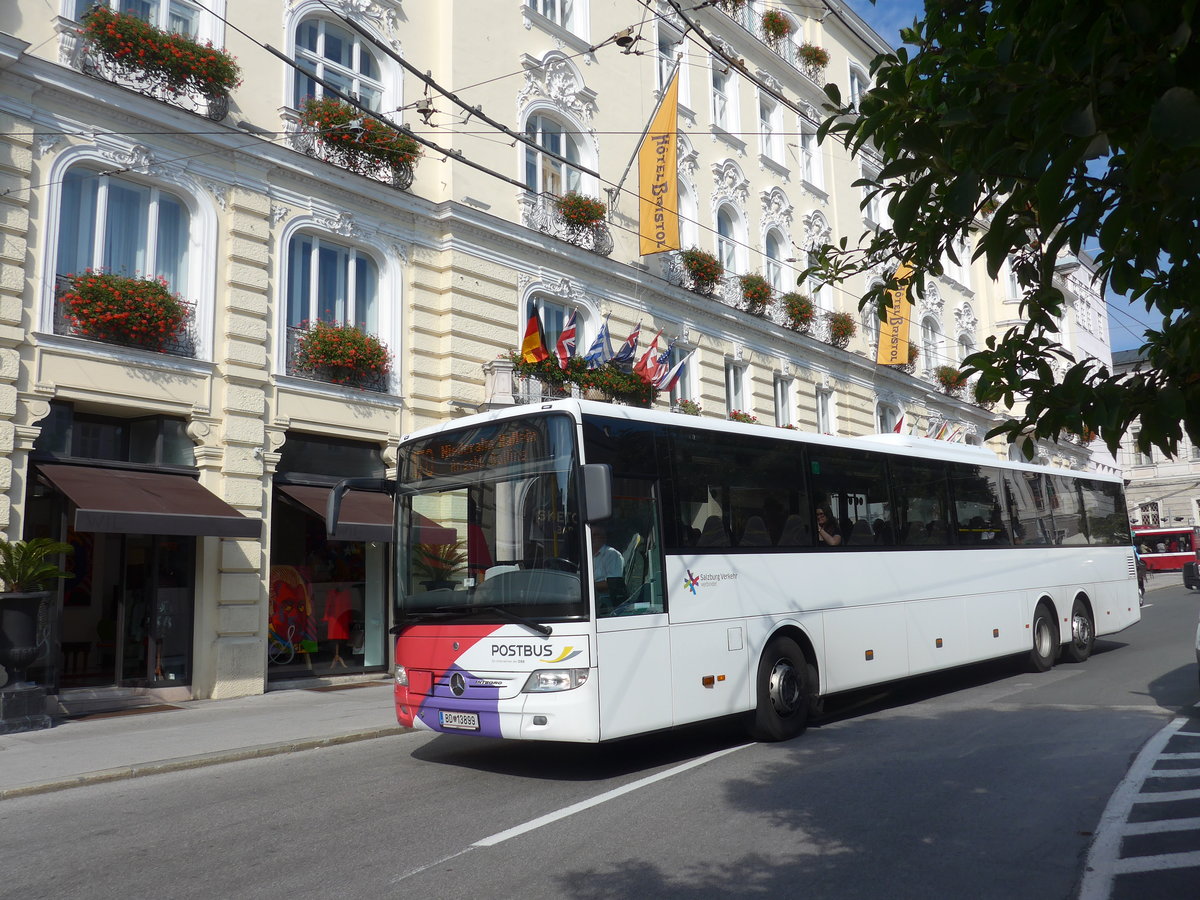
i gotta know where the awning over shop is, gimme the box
[276,484,401,543]
[39,464,262,538]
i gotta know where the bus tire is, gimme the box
[1028,601,1058,673]
[1062,598,1095,664]
[749,636,810,742]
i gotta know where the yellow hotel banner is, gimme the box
[638,72,679,256]
[876,262,915,366]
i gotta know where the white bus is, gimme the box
[356,399,1140,743]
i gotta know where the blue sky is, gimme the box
[841,0,1154,352]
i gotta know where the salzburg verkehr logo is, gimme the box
[683,570,701,594]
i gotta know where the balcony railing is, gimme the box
[520,193,615,257]
[283,110,415,191]
[713,2,827,86]
[54,276,198,358]
[284,325,391,393]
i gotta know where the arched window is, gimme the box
[799,116,822,188]
[717,207,737,274]
[764,231,783,292]
[524,113,583,195]
[957,333,975,364]
[285,233,379,333]
[56,166,191,293]
[525,295,582,355]
[74,0,206,39]
[921,315,943,370]
[293,17,385,111]
[860,298,880,354]
[876,401,901,433]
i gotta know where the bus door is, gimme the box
[594,478,671,740]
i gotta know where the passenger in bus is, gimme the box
[591,524,625,599]
[816,507,842,546]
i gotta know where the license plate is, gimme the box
[439,710,479,730]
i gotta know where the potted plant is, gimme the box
[899,341,920,374]
[935,364,969,397]
[797,43,830,69]
[81,6,241,110]
[761,9,793,41]
[299,97,421,188]
[729,409,758,424]
[412,540,467,590]
[828,311,857,349]
[295,320,392,389]
[781,292,815,332]
[676,399,702,416]
[681,247,724,296]
[738,273,773,313]
[0,538,72,688]
[554,191,607,232]
[60,270,189,352]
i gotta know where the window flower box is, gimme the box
[729,409,758,424]
[79,6,241,121]
[781,292,815,333]
[827,311,857,349]
[297,97,420,191]
[676,399,702,416]
[935,365,969,398]
[554,191,606,231]
[58,270,192,354]
[761,10,793,41]
[681,247,724,296]
[738,273,773,313]
[509,353,656,407]
[292,320,392,391]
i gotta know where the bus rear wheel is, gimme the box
[1028,601,1058,672]
[1061,598,1095,663]
[749,636,811,742]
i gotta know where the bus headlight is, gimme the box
[522,668,590,692]
[394,665,409,687]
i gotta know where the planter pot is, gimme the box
[0,591,50,686]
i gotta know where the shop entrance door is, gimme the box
[59,533,194,689]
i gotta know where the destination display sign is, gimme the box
[405,419,550,482]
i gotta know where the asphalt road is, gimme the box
[6,584,1198,900]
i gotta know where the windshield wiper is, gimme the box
[472,607,556,643]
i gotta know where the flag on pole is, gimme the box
[877,261,915,366]
[584,317,613,368]
[892,412,906,434]
[611,320,641,366]
[638,70,680,256]
[555,309,577,369]
[521,311,548,363]
[656,348,693,392]
[633,329,664,381]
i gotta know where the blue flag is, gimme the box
[584,318,613,368]
[611,320,641,366]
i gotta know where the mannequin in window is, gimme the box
[323,585,353,668]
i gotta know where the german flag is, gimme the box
[521,312,549,363]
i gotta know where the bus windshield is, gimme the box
[397,413,585,623]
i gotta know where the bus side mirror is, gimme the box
[581,463,612,523]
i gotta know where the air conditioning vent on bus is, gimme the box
[1126,555,1137,577]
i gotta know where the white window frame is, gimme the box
[807,250,829,312]
[523,112,586,196]
[526,0,586,37]
[764,231,784,293]
[921,315,943,371]
[72,0,214,40]
[669,343,696,407]
[758,92,783,163]
[725,359,746,416]
[711,59,738,133]
[716,205,741,276]
[291,14,389,112]
[816,387,834,435]
[876,401,901,433]
[285,232,380,333]
[526,295,583,356]
[848,65,868,111]
[799,117,823,189]
[773,374,793,427]
[860,299,880,355]
[656,22,688,103]
[1137,502,1161,526]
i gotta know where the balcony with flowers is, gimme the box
[290,98,420,191]
[520,191,615,257]
[54,272,196,357]
[711,0,828,85]
[75,6,241,121]
[285,320,392,393]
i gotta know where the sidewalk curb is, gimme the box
[0,724,411,802]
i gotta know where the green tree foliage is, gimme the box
[806,1,1199,457]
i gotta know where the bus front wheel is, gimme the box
[749,636,811,742]
[1061,598,1095,664]
[1028,601,1058,673]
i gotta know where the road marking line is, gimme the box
[1112,850,1200,874]
[1134,788,1200,802]
[1078,716,1190,900]
[1142,768,1200,778]
[1124,817,1200,835]
[473,742,753,847]
[389,742,753,885]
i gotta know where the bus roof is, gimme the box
[403,399,1119,481]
